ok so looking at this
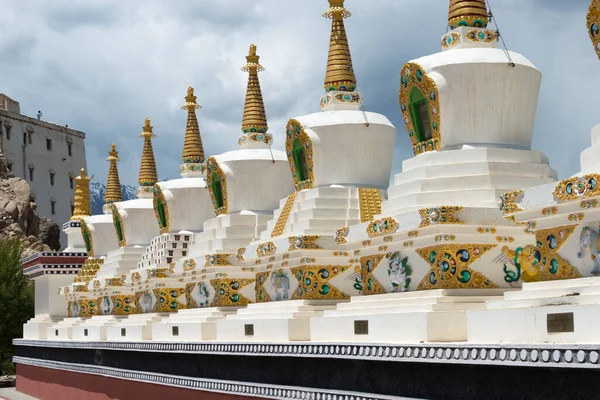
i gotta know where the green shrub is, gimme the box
[0,238,34,376]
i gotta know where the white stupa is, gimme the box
[383,0,557,215]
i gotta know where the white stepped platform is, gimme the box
[72,316,126,341]
[311,289,508,343]
[216,300,342,342]
[106,313,170,341]
[468,277,600,344]
[261,186,365,240]
[152,307,240,341]
[382,148,557,216]
[23,315,63,340]
[45,317,87,340]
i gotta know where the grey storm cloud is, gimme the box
[0,0,598,186]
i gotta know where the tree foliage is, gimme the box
[0,238,34,375]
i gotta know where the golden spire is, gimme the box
[71,168,92,220]
[323,0,356,92]
[104,143,122,204]
[241,44,268,134]
[180,87,204,164]
[448,0,489,29]
[588,0,600,59]
[138,117,158,187]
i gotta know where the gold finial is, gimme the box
[180,87,205,164]
[588,0,600,59]
[447,0,489,30]
[71,168,92,220]
[323,0,357,92]
[104,143,122,204]
[138,117,158,187]
[241,44,268,135]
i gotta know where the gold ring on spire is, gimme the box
[323,0,351,19]
[447,0,488,29]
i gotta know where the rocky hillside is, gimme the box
[89,182,137,215]
[0,153,61,257]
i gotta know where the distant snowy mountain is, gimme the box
[89,182,137,215]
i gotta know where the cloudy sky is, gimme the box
[0,0,598,186]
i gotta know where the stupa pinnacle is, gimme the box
[323,0,356,93]
[180,87,204,164]
[239,44,271,149]
[104,143,122,204]
[138,117,158,194]
[70,168,92,220]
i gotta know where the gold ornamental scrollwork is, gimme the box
[588,0,600,59]
[335,227,349,244]
[366,217,398,238]
[236,247,246,261]
[553,174,600,202]
[206,157,228,216]
[465,29,497,43]
[419,206,463,228]
[285,119,315,192]
[500,190,524,214]
[256,241,276,258]
[417,244,498,290]
[109,203,127,247]
[288,235,322,251]
[205,253,232,267]
[153,184,171,234]
[182,259,197,271]
[399,62,441,155]
[79,218,94,257]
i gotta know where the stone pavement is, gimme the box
[0,388,36,400]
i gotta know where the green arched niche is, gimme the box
[408,87,433,144]
[212,172,224,210]
[292,138,309,183]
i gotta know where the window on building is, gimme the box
[51,200,56,215]
[28,167,34,181]
[408,87,433,143]
[23,133,27,145]
[68,143,72,156]
[69,176,74,189]
[46,138,52,151]
[49,172,55,186]
[28,133,32,145]
[5,125,10,140]
[6,163,11,172]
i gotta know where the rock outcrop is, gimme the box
[0,151,61,257]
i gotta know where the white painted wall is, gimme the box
[412,48,542,150]
[113,199,160,247]
[296,110,396,189]
[157,178,214,232]
[0,98,87,249]
[84,214,119,257]
[213,148,294,213]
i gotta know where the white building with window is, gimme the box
[0,94,87,247]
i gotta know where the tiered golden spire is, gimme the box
[588,0,600,59]
[323,0,356,93]
[70,168,92,220]
[180,87,205,164]
[447,0,489,29]
[138,117,158,187]
[241,44,268,134]
[104,143,122,204]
